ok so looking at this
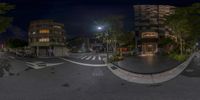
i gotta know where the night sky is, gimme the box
[1,0,200,39]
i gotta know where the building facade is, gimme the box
[28,20,67,56]
[134,5,175,55]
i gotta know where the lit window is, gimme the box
[39,38,49,42]
[39,29,50,34]
[53,25,62,29]
[142,32,158,38]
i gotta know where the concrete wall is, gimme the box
[53,47,69,57]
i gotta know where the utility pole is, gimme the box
[106,30,109,63]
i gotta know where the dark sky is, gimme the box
[1,0,200,38]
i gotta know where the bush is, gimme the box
[169,53,188,62]
[109,54,124,62]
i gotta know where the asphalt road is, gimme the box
[0,52,200,100]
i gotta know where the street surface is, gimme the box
[0,52,200,100]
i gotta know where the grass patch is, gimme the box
[169,53,188,62]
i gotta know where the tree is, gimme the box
[117,31,135,49]
[5,38,28,49]
[165,9,190,55]
[95,15,127,52]
[187,3,200,43]
[165,3,200,55]
[0,3,14,33]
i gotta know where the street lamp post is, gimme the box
[106,33,109,63]
[97,26,109,63]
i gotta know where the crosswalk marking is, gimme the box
[77,56,82,58]
[86,56,92,60]
[98,56,101,61]
[61,58,106,67]
[92,56,96,60]
[69,54,105,61]
[81,56,87,59]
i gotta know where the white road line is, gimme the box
[26,62,64,69]
[92,56,96,60]
[81,56,87,59]
[98,56,101,61]
[86,56,92,60]
[60,58,106,67]
[46,62,64,67]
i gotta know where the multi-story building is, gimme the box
[28,19,68,56]
[134,5,175,55]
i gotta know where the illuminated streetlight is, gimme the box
[96,25,109,63]
[97,26,103,30]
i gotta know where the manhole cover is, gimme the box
[62,83,70,87]
[121,83,125,86]
[111,66,117,70]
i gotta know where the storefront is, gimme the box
[141,42,158,55]
[140,32,158,55]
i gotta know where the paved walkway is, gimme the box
[107,52,197,84]
[182,52,200,77]
[114,55,181,74]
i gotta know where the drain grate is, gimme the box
[111,66,118,70]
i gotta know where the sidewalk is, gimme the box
[182,52,200,77]
[106,53,197,84]
[113,55,181,74]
